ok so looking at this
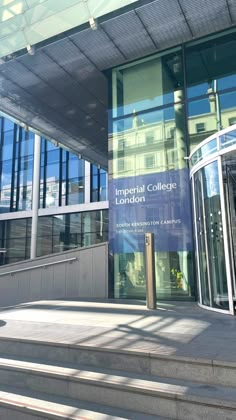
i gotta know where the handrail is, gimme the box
[0,257,77,277]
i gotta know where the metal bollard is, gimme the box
[145,233,156,309]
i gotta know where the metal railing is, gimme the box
[0,257,77,277]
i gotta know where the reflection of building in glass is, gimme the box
[111,107,236,180]
[109,31,236,301]
[0,116,108,265]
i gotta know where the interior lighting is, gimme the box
[26,44,35,55]
[89,17,97,30]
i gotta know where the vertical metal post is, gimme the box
[84,161,91,203]
[30,134,41,259]
[145,233,156,309]
[218,156,235,315]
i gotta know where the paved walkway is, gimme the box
[0,299,235,362]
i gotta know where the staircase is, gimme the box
[0,337,235,419]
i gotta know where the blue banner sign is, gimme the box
[109,169,193,253]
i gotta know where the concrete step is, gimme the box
[0,336,235,388]
[0,357,235,419]
[0,385,166,419]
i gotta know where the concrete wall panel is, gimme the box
[0,243,108,307]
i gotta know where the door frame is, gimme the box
[191,155,235,315]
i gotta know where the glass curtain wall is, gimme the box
[40,141,85,208]
[91,164,108,202]
[0,218,32,265]
[0,117,89,213]
[0,118,34,212]
[0,210,108,264]
[186,31,236,151]
[110,48,194,299]
[110,29,236,301]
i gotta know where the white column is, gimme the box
[30,134,41,259]
[84,160,91,203]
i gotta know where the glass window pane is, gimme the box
[114,49,183,118]
[1,160,13,188]
[0,189,11,213]
[68,178,84,205]
[45,181,60,207]
[37,217,53,257]
[2,131,14,160]
[3,119,14,131]
[194,162,228,310]
[186,32,236,98]
[188,96,218,152]
[112,104,187,179]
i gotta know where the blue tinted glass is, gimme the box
[92,164,98,175]
[1,160,12,187]
[45,181,59,207]
[47,149,60,163]
[62,162,67,179]
[220,90,236,111]
[21,139,34,157]
[47,141,57,151]
[100,172,107,201]
[218,75,236,91]
[93,174,98,188]
[2,142,13,161]
[3,130,14,145]
[4,119,14,131]
[113,108,168,133]
[69,159,79,178]
[46,162,59,179]
[62,150,67,162]
[188,97,211,117]
[40,167,44,179]
[68,178,84,205]
[188,83,209,99]
[0,189,11,212]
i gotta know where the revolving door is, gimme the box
[190,126,236,314]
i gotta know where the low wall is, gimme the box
[0,243,108,307]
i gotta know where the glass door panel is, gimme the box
[193,171,210,306]
[193,160,229,310]
[222,153,236,304]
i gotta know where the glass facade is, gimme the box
[0,218,31,265]
[91,164,108,202]
[109,29,236,301]
[0,116,108,213]
[0,210,108,265]
[0,118,34,213]
[186,32,236,151]
[0,115,108,266]
[40,140,85,208]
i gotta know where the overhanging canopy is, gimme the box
[0,0,235,167]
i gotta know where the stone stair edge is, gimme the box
[0,386,171,420]
[0,335,235,369]
[0,392,129,420]
[0,357,236,410]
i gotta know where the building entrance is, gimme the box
[190,125,236,314]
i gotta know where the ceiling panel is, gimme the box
[138,0,191,41]
[181,0,232,36]
[70,28,125,70]
[101,10,156,61]
[228,0,236,22]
